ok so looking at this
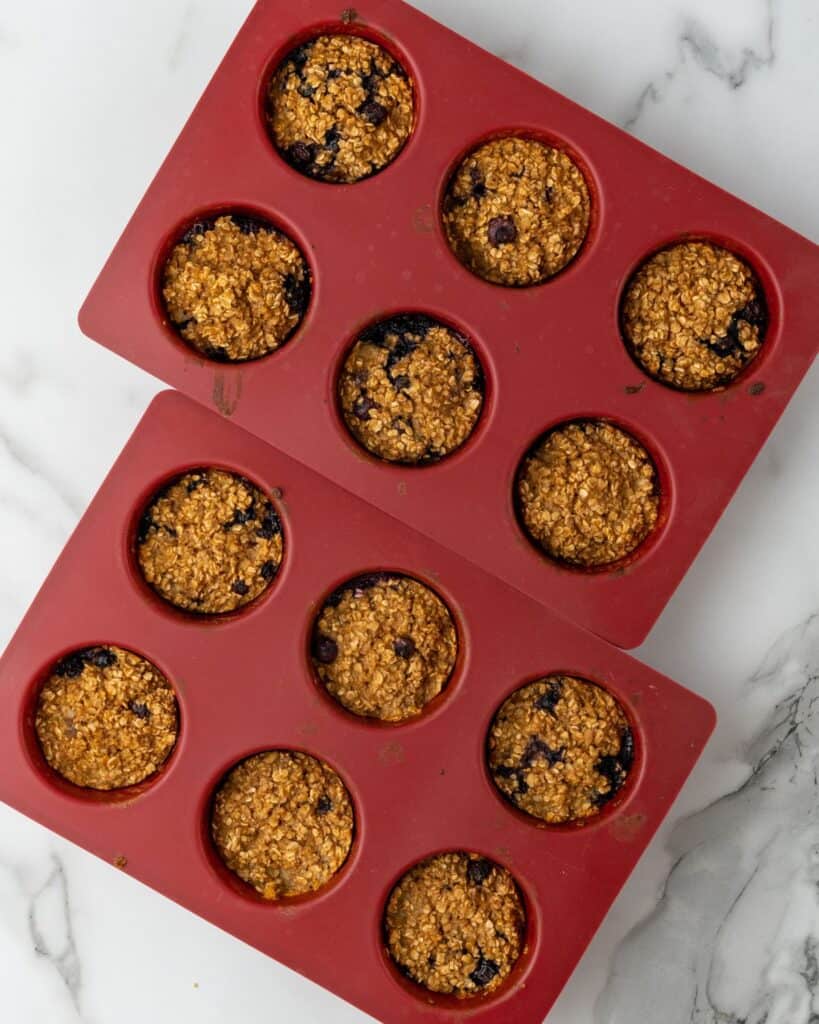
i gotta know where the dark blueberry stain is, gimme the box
[359,99,387,125]
[545,185,555,203]
[55,647,117,678]
[232,580,250,596]
[312,633,339,665]
[231,215,265,236]
[283,272,310,318]
[316,794,333,815]
[534,678,563,715]
[297,81,316,99]
[259,560,277,581]
[520,735,565,769]
[393,374,411,391]
[353,395,377,420]
[700,295,768,359]
[488,215,517,246]
[469,164,487,199]
[89,648,117,669]
[466,858,493,886]
[54,653,88,679]
[222,503,256,531]
[593,728,633,807]
[392,636,415,659]
[323,126,341,153]
[186,476,206,494]
[427,954,436,968]
[203,344,230,362]
[128,701,151,720]
[256,508,282,540]
[469,956,500,988]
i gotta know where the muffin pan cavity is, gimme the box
[0,393,713,1024]
[79,0,819,648]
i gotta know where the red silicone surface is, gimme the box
[78,0,819,649]
[0,392,714,1024]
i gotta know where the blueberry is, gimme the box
[520,735,564,768]
[466,859,493,886]
[488,215,517,246]
[89,648,117,669]
[232,580,250,596]
[55,653,87,678]
[313,634,339,664]
[128,701,151,720]
[353,395,377,420]
[259,561,277,581]
[535,679,563,714]
[289,141,313,166]
[469,957,500,988]
[256,512,281,540]
[316,794,333,815]
[359,100,387,125]
[392,636,415,659]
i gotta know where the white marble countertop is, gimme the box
[1,1,817,1021]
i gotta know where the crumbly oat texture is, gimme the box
[211,751,354,899]
[35,646,178,790]
[517,420,659,568]
[621,240,767,391]
[137,469,283,614]
[162,215,310,362]
[488,675,633,824]
[443,137,590,286]
[385,852,525,997]
[267,34,414,183]
[311,573,457,721]
[338,314,484,463]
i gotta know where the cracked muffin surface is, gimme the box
[338,314,484,463]
[488,675,633,824]
[162,215,310,362]
[517,420,659,568]
[35,646,178,790]
[311,573,457,721]
[621,240,767,391]
[443,136,590,286]
[267,34,414,183]
[137,468,283,614]
[211,751,354,899]
[385,852,526,997]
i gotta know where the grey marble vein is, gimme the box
[623,0,776,131]
[29,856,83,1013]
[597,614,819,1024]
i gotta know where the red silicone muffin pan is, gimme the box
[78,0,819,649]
[0,392,713,1023]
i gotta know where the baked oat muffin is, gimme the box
[162,215,310,362]
[211,750,354,899]
[488,675,633,824]
[311,573,457,722]
[137,468,283,614]
[385,852,525,996]
[338,314,484,463]
[516,420,659,568]
[35,646,178,790]
[621,240,767,391]
[443,136,590,286]
[267,34,414,183]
